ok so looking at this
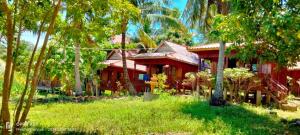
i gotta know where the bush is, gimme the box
[0,71,26,97]
[223,68,255,102]
[156,73,167,90]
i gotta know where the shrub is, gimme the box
[156,73,167,90]
[223,68,255,102]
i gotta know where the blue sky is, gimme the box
[21,0,188,46]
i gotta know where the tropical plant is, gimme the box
[223,68,254,102]
[156,73,168,90]
[184,72,197,91]
[154,28,193,46]
[137,1,187,49]
[214,0,300,67]
[110,0,140,95]
[197,71,214,95]
[10,1,62,134]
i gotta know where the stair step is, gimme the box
[281,103,298,112]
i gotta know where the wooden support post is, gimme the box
[133,63,136,81]
[225,57,229,68]
[223,88,227,100]
[95,83,98,97]
[266,92,271,104]
[256,90,262,106]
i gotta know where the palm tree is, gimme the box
[183,0,228,105]
[120,0,185,95]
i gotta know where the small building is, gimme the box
[129,41,199,88]
[187,43,236,74]
[188,43,287,84]
[100,49,147,92]
[188,43,299,100]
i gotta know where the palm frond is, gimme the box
[146,14,187,32]
[138,28,157,48]
[182,0,218,33]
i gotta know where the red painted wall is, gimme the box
[288,70,300,80]
[100,66,146,93]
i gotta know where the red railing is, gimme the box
[267,78,288,101]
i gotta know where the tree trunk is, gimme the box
[13,11,48,134]
[121,22,136,95]
[8,20,23,99]
[1,1,14,134]
[210,1,228,106]
[75,43,82,96]
[14,0,61,133]
[210,41,226,106]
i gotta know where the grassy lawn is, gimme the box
[21,95,300,135]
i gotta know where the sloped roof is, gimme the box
[103,60,146,72]
[107,49,138,60]
[129,41,199,66]
[188,42,233,52]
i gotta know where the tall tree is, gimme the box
[116,0,140,95]
[115,0,184,95]
[1,0,15,133]
[183,0,229,105]
[137,1,187,48]
[216,0,300,67]
[63,0,112,96]
[13,0,62,134]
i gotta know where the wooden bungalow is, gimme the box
[188,43,300,104]
[187,43,237,74]
[187,43,289,84]
[129,41,199,89]
[100,49,147,93]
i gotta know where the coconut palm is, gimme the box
[120,0,186,95]
[183,0,229,105]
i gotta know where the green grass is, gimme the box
[23,96,300,135]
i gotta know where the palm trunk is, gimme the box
[15,0,61,133]
[75,43,82,96]
[1,1,14,134]
[121,22,136,95]
[211,41,226,106]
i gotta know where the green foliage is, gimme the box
[156,73,168,91]
[102,41,138,50]
[210,0,300,66]
[0,72,26,97]
[223,68,254,81]
[154,28,193,46]
[14,40,34,73]
[185,72,196,81]
[223,68,255,102]
[182,0,218,33]
[197,71,213,80]
[133,1,187,48]
[24,96,300,134]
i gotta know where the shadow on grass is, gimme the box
[181,100,299,135]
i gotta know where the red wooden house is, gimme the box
[188,43,300,98]
[100,49,147,92]
[129,41,199,88]
[187,43,234,74]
